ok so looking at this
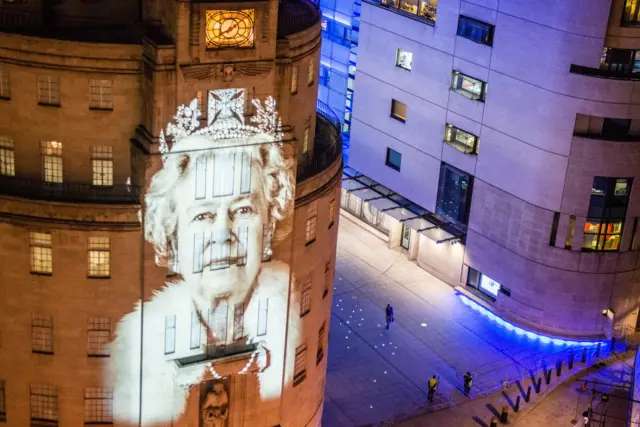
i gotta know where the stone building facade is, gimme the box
[0,0,342,426]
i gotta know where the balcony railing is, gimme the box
[364,0,436,26]
[277,0,321,38]
[569,64,640,81]
[0,176,141,204]
[297,101,342,182]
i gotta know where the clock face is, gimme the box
[206,10,255,49]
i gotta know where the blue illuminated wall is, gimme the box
[318,0,360,163]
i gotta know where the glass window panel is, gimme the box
[193,233,204,273]
[208,304,228,345]
[210,229,231,270]
[436,163,473,227]
[164,315,176,354]
[396,49,413,71]
[233,303,244,341]
[240,152,252,194]
[257,299,268,336]
[190,311,201,349]
[236,226,248,266]
[212,152,235,197]
[0,135,15,177]
[195,156,207,199]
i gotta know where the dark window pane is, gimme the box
[385,148,402,171]
[457,16,494,45]
[435,163,473,227]
[601,118,630,139]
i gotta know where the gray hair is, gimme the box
[144,134,295,266]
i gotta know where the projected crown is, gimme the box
[159,89,283,162]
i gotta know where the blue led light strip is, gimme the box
[458,294,605,347]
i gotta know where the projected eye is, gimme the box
[193,212,215,221]
[235,206,254,215]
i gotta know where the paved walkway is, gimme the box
[323,214,610,427]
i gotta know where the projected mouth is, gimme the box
[205,257,238,269]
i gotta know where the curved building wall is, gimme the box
[349,0,640,337]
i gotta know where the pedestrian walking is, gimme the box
[428,375,438,402]
[463,372,473,396]
[385,304,394,329]
[582,408,591,426]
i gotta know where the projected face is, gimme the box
[173,148,269,307]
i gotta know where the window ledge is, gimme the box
[305,238,316,247]
[396,65,411,72]
[32,350,54,355]
[300,309,310,318]
[385,163,401,172]
[444,140,477,155]
[0,96,10,101]
[88,354,110,358]
[465,285,496,303]
[37,102,61,108]
[30,271,52,276]
[580,249,620,253]
[451,88,485,103]
[89,107,114,112]
[390,114,406,123]
[88,276,111,279]
[457,35,492,47]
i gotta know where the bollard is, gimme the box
[596,342,601,358]
[501,406,508,423]
[582,347,587,363]
[490,417,498,427]
[556,360,563,377]
[536,377,542,393]
[545,369,552,385]
[525,385,531,402]
[515,395,520,413]
[569,353,574,370]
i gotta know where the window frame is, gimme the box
[328,198,336,228]
[164,315,176,355]
[0,65,10,100]
[457,15,494,46]
[390,99,407,122]
[300,278,312,317]
[91,146,114,187]
[308,58,315,86]
[30,384,58,423]
[291,66,299,94]
[88,237,110,278]
[0,379,5,423]
[435,162,474,229]
[305,202,317,246]
[83,387,113,425]
[323,262,330,298]
[37,75,61,107]
[385,147,402,171]
[451,71,487,102]
[87,317,111,357]
[293,344,307,386]
[32,314,54,355]
[623,0,640,26]
[395,48,413,71]
[41,141,63,184]
[316,323,325,365]
[89,79,114,111]
[30,232,53,275]
[0,134,15,177]
[444,123,479,154]
[257,299,268,336]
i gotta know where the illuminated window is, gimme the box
[436,163,474,228]
[196,90,204,111]
[0,65,9,100]
[190,311,201,349]
[30,232,52,275]
[257,299,268,336]
[240,151,252,194]
[0,135,15,176]
[452,71,487,101]
[565,215,576,249]
[89,79,114,110]
[164,315,176,354]
[233,303,244,341]
[380,0,437,22]
[91,146,113,186]
[88,237,110,278]
[205,10,255,49]
[385,147,402,171]
[444,124,478,154]
[37,75,60,106]
[291,66,299,94]
[582,177,632,252]
[87,318,110,357]
[308,58,315,86]
[207,304,228,345]
[30,384,58,423]
[41,141,63,183]
[262,224,273,262]
[457,16,494,46]
[305,202,317,245]
[328,198,336,228]
[300,278,312,317]
[237,226,248,266]
[84,388,113,424]
[390,99,406,122]
[396,49,413,71]
[32,314,53,354]
[624,0,640,25]
[466,267,502,300]
[323,262,330,297]
[293,344,307,386]
[303,126,310,153]
[316,323,325,365]
[0,380,5,422]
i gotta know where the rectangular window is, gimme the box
[0,135,15,176]
[380,0,437,21]
[291,66,299,94]
[236,226,248,266]
[328,198,336,228]
[293,344,307,386]
[89,79,114,110]
[212,152,235,197]
[323,262,330,297]
[30,384,58,423]
[37,75,61,106]
[262,224,273,262]
[88,237,110,278]
[582,177,632,252]
[196,90,204,111]
[84,388,113,424]
[41,141,63,183]
[385,147,402,171]
[319,65,330,86]
[32,314,53,354]
[316,323,325,365]
[210,229,231,270]
[190,311,201,349]
[0,65,10,100]
[601,118,631,139]
[390,99,407,122]
[30,232,52,275]
[305,202,317,245]
[466,267,501,300]
[549,212,560,246]
[565,215,576,249]
[195,156,207,199]
[303,126,310,153]
[207,304,228,346]
[0,380,5,422]
[300,278,312,317]
[451,71,487,101]
[257,299,268,336]
[87,318,110,357]
[457,16,494,46]
[444,124,478,154]
[233,303,244,341]
[91,146,113,186]
[624,0,640,25]
[193,232,204,273]
[164,315,176,354]
[395,48,413,71]
[631,217,638,251]
[308,58,315,86]
[240,152,252,194]
[435,163,474,229]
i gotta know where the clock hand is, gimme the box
[223,22,238,35]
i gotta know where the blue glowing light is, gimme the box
[457,294,605,347]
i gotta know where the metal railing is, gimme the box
[277,0,321,38]
[0,176,140,204]
[296,101,342,182]
[570,64,640,81]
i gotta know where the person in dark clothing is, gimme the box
[463,372,473,396]
[385,304,394,329]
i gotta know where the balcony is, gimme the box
[297,101,342,182]
[569,64,640,81]
[0,176,140,205]
[277,0,321,38]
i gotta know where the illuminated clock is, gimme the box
[206,9,255,49]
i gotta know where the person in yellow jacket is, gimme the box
[428,375,438,401]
